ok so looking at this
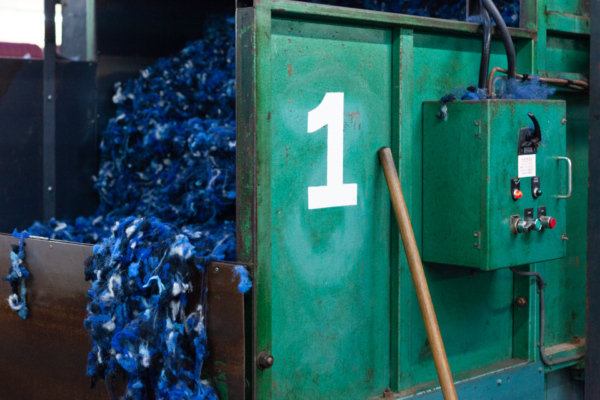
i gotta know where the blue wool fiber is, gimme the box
[4,229,31,319]
[84,217,218,400]
[437,77,555,118]
[24,16,237,260]
[498,77,556,100]
[233,265,252,294]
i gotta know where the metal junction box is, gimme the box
[423,100,568,270]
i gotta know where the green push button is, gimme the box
[535,188,542,197]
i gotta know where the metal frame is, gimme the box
[586,0,599,396]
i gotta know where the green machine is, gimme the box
[236,0,589,399]
[423,100,568,270]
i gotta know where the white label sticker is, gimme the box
[518,154,536,178]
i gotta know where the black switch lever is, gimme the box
[518,112,543,155]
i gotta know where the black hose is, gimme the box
[481,0,516,79]
[478,5,492,90]
[510,268,585,367]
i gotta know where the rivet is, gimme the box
[214,267,219,273]
[539,367,543,373]
[497,379,502,385]
[47,94,52,101]
[561,118,567,125]
[49,244,53,248]
[47,186,53,192]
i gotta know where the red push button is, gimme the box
[540,216,556,229]
[513,190,523,199]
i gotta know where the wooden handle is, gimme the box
[378,147,458,400]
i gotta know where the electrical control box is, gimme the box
[423,100,568,270]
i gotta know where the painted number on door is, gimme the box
[307,92,357,210]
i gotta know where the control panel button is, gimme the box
[531,177,542,199]
[533,219,543,231]
[511,178,521,201]
[540,216,556,229]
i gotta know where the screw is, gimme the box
[49,244,52,248]
[538,342,541,347]
[47,94,52,101]
[562,234,569,241]
[539,367,543,373]
[257,351,274,370]
[474,243,478,247]
[562,118,567,125]
[383,388,395,399]
[516,297,528,308]
[47,186,53,192]
[214,267,219,273]
[497,379,502,385]
[572,335,581,344]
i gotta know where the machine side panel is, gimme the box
[422,101,485,268]
[258,15,393,399]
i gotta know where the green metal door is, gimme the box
[253,15,393,400]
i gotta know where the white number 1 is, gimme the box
[307,92,357,210]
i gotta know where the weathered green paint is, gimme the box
[237,0,591,398]
[422,101,567,270]
[255,14,393,399]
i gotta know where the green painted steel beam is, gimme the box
[546,12,591,36]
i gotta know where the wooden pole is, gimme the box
[378,147,458,400]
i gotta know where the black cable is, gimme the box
[510,268,585,367]
[481,0,516,79]
[478,4,492,90]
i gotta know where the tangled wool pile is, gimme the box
[85,217,218,400]
[27,16,237,262]
[4,230,31,319]
[19,15,239,400]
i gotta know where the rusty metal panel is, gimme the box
[0,235,245,399]
[205,262,247,400]
[0,234,104,400]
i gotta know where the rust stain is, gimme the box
[287,63,292,77]
[348,109,360,123]
[267,112,271,121]
[288,39,291,43]
[264,32,270,40]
